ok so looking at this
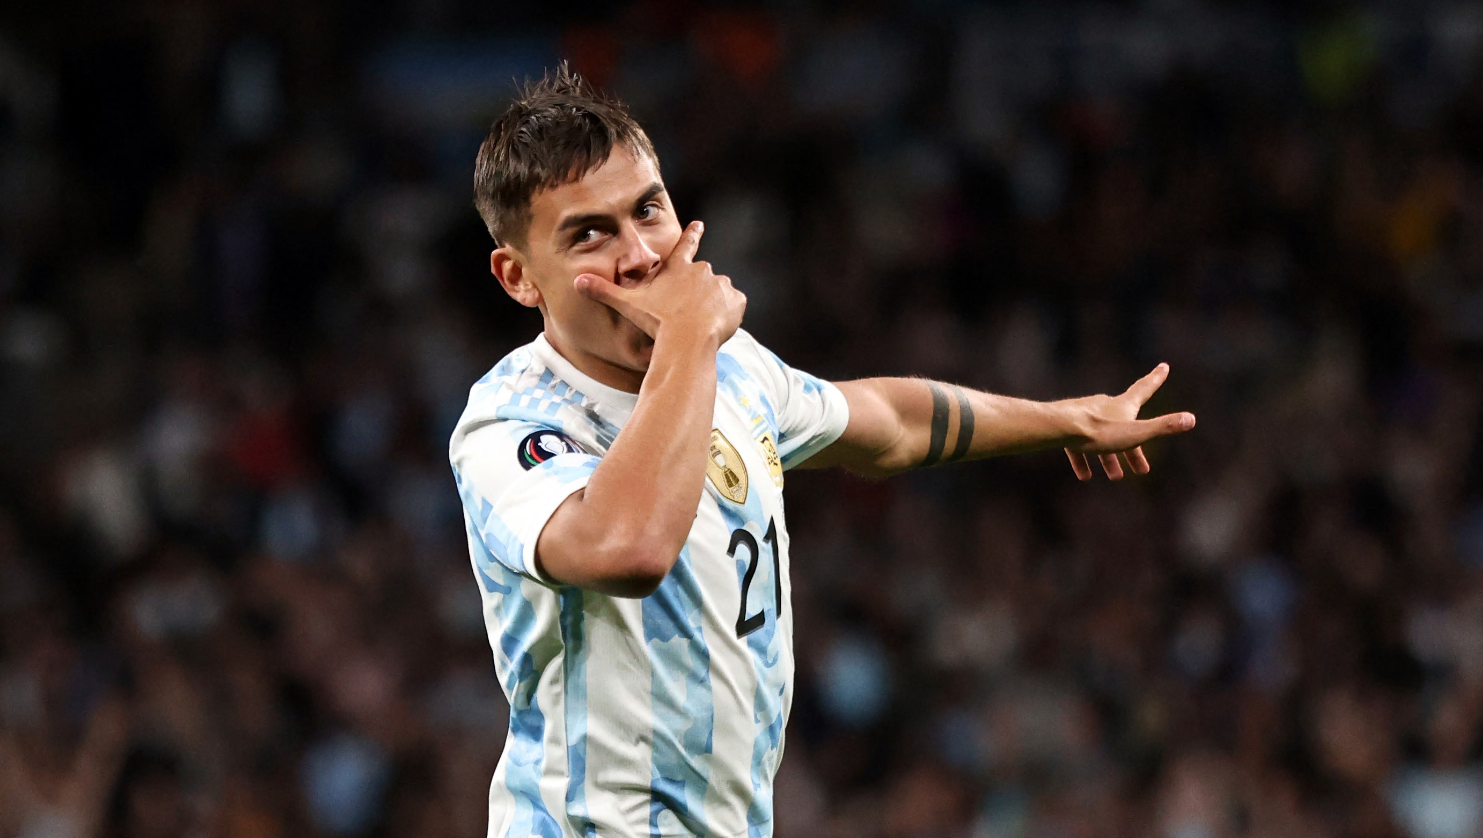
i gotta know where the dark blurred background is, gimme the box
[3,0,1483,836]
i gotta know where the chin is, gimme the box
[633,336,655,369]
[599,333,653,376]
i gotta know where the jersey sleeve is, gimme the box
[731,331,851,470]
[449,418,599,586]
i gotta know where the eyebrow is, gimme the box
[554,182,667,237]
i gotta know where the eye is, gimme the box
[573,227,601,245]
[636,202,660,221]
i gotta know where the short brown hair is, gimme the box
[473,63,658,248]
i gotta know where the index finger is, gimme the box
[1065,448,1093,481]
[1124,362,1170,406]
[667,220,705,264]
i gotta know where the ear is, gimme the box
[491,246,542,308]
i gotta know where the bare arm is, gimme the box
[534,222,747,597]
[803,364,1195,479]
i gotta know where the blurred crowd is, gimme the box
[3,0,1483,836]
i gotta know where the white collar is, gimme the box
[529,333,640,418]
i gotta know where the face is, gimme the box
[491,144,681,392]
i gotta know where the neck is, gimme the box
[543,328,646,394]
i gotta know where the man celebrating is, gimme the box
[450,66,1194,838]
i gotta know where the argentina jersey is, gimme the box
[448,328,850,838]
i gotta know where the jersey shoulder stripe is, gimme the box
[463,349,622,449]
[457,345,617,444]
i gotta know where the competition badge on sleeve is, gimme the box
[517,430,581,470]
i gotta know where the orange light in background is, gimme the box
[693,9,780,94]
[561,25,621,90]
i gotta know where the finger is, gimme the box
[574,272,631,305]
[729,283,748,316]
[1090,412,1197,452]
[574,273,643,321]
[1140,411,1196,439]
[1065,449,1094,481]
[667,220,705,264]
[1124,362,1171,406]
[1125,445,1151,475]
[1099,453,1124,480]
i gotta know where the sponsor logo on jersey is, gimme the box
[759,431,784,488]
[706,429,749,504]
[517,430,581,470]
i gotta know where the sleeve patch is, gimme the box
[517,430,582,470]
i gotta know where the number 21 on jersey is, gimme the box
[729,518,780,638]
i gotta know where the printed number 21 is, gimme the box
[730,518,780,638]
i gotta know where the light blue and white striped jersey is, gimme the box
[449,328,849,838]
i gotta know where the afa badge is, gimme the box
[517,430,581,470]
[707,429,749,504]
[759,431,783,488]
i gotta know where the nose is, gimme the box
[614,225,662,286]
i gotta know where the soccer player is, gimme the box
[450,66,1195,838]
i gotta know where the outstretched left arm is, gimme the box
[801,364,1196,480]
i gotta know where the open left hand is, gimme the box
[1063,363,1196,481]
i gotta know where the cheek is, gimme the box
[542,271,624,331]
[646,225,683,260]
[533,261,597,312]
[562,290,619,328]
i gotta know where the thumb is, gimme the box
[1079,411,1197,453]
[1137,411,1196,440]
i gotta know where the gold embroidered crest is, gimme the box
[706,429,749,504]
[759,432,784,488]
